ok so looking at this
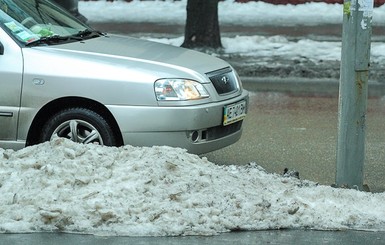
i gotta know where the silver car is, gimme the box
[0,0,248,154]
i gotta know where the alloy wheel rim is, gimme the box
[51,119,104,145]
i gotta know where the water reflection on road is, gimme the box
[203,92,385,193]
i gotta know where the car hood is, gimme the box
[46,34,229,78]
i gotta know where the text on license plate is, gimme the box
[223,100,247,126]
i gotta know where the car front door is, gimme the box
[0,28,23,144]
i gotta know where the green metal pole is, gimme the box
[336,0,373,190]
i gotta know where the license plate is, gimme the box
[223,100,247,126]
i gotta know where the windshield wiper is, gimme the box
[26,29,103,47]
[72,29,103,39]
[26,35,82,47]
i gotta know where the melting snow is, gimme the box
[1,138,385,236]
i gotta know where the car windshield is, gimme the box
[0,0,96,45]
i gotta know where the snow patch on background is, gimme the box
[80,1,385,64]
[146,35,385,64]
[79,1,385,26]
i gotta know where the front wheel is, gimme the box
[40,108,118,146]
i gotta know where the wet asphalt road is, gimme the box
[203,90,385,193]
[1,229,385,245]
[90,22,385,41]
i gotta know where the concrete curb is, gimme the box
[240,76,385,97]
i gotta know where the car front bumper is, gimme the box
[107,90,249,154]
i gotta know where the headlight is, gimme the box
[155,79,209,101]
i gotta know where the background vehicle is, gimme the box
[0,0,248,154]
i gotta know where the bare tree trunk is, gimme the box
[181,0,222,50]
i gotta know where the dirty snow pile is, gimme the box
[1,138,385,236]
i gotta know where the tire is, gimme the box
[40,108,117,146]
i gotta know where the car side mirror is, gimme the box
[0,42,4,55]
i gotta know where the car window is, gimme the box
[0,9,40,43]
[0,0,93,45]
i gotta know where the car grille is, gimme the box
[207,121,243,141]
[207,67,239,95]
